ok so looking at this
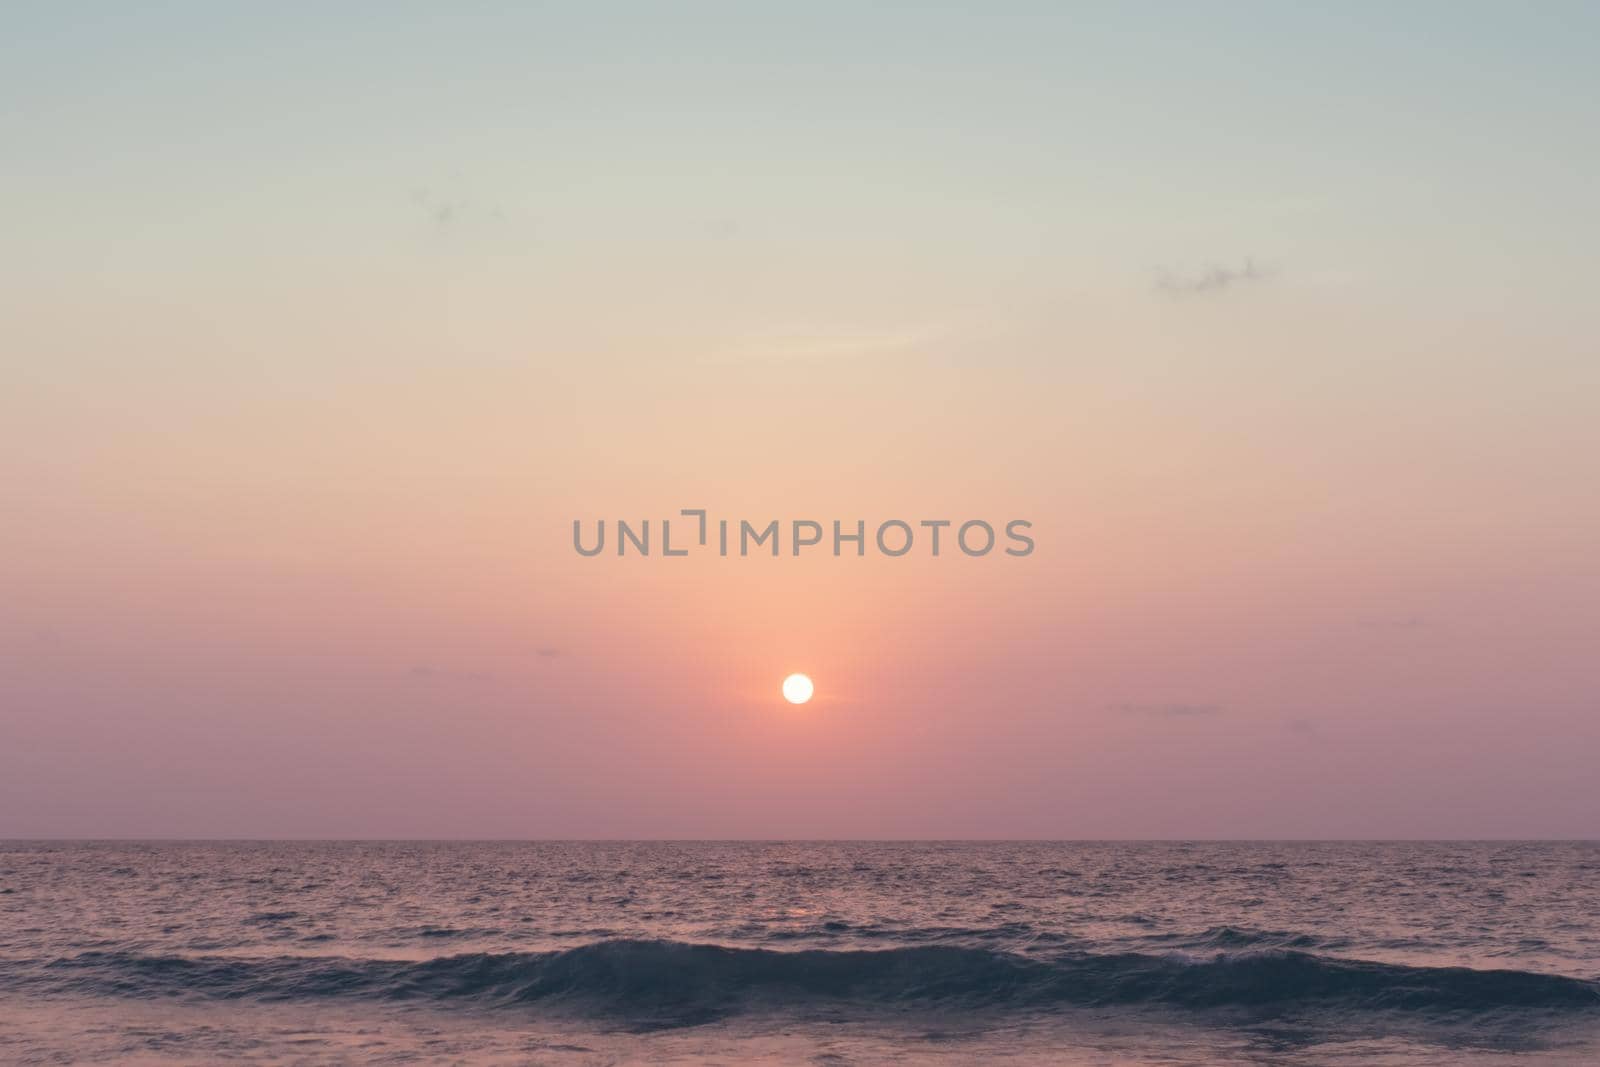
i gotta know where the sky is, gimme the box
[2,2,1598,838]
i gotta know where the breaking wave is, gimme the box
[11,939,1598,1024]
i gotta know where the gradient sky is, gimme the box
[3,3,1599,838]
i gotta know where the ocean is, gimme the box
[2,841,1597,1064]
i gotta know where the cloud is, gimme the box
[406,664,492,682]
[536,647,561,658]
[1287,718,1318,735]
[1355,614,1428,630]
[1153,258,1271,298]
[1109,702,1224,718]
[410,188,505,229]
[706,322,949,364]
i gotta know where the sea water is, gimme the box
[2,841,1598,1064]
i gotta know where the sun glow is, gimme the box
[781,673,814,704]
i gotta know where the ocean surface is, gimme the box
[2,842,1598,1065]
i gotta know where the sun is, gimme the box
[781,673,814,705]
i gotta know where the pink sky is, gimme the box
[3,5,1598,837]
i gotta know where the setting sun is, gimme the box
[781,673,814,704]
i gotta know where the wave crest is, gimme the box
[19,939,1600,1022]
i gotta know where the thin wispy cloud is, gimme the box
[410,188,506,228]
[1153,258,1271,298]
[703,322,950,364]
[1355,614,1429,630]
[1109,702,1224,718]
[406,664,493,682]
